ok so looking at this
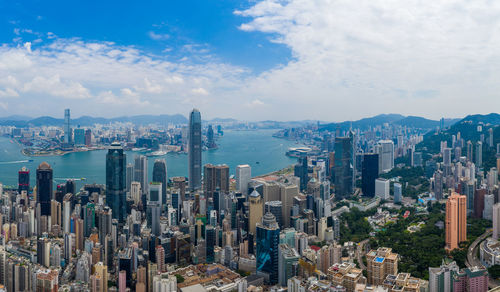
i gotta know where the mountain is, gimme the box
[459,113,500,125]
[318,114,454,131]
[0,115,32,121]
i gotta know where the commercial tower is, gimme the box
[236,164,251,195]
[106,142,127,221]
[203,164,229,197]
[256,212,280,284]
[134,155,148,195]
[36,162,53,216]
[445,193,467,251]
[64,108,71,144]
[18,166,30,194]
[294,156,309,192]
[152,159,167,204]
[188,109,202,190]
[493,203,500,241]
[361,153,379,197]
[376,140,394,173]
[334,134,355,198]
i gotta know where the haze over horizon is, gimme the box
[1,0,499,121]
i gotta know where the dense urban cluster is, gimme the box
[0,110,498,292]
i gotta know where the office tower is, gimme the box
[206,225,216,263]
[207,125,216,148]
[236,164,251,195]
[361,153,379,197]
[249,190,263,235]
[51,199,62,227]
[85,129,92,146]
[278,244,299,287]
[366,247,399,285]
[493,204,500,241]
[467,141,473,162]
[476,141,483,167]
[443,147,452,176]
[203,164,230,197]
[74,128,85,146]
[394,183,402,203]
[126,163,134,192]
[256,212,280,284]
[134,155,148,195]
[94,262,108,292]
[433,170,444,200]
[119,271,126,292]
[130,182,141,205]
[474,188,486,219]
[106,142,127,221]
[483,194,494,220]
[265,201,283,228]
[429,260,460,292]
[64,108,71,144]
[18,166,29,194]
[489,128,494,148]
[375,178,390,200]
[37,162,53,216]
[147,202,161,236]
[445,193,467,251]
[334,135,354,198]
[148,183,162,205]
[152,159,167,204]
[376,140,395,173]
[188,108,202,190]
[294,156,309,192]
[156,245,165,272]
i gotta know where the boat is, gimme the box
[256,161,260,164]
[146,151,167,157]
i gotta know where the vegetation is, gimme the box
[339,207,376,243]
[175,274,185,283]
[236,270,251,277]
[488,265,500,279]
[380,166,429,199]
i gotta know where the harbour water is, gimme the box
[0,129,299,189]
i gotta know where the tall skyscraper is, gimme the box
[445,192,467,251]
[376,140,394,173]
[467,140,473,162]
[265,201,283,228]
[278,244,299,286]
[334,135,354,198]
[394,183,402,204]
[294,156,309,192]
[188,109,202,190]
[489,128,494,148]
[205,225,216,263]
[126,163,134,193]
[64,108,71,144]
[36,162,53,216]
[256,212,280,284]
[134,155,148,195]
[74,128,85,146]
[476,142,483,167]
[84,129,92,146]
[203,164,229,197]
[493,203,500,241]
[18,166,30,194]
[106,142,127,221]
[361,153,379,197]
[152,159,167,204]
[236,164,251,195]
[249,190,263,235]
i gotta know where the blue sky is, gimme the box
[0,0,499,121]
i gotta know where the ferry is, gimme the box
[146,151,167,157]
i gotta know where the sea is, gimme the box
[0,129,299,190]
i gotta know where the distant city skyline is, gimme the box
[1,1,500,120]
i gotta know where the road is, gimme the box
[466,229,499,289]
[357,239,370,270]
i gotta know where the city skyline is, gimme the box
[1,1,500,120]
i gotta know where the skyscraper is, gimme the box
[18,166,29,194]
[64,108,71,144]
[134,155,148,195]
[278,244,299,286]
[36,162,53,216]
[205,225,216,263]
[445,192,467,251]
[476,142,483,167]
[376,140,394,173]
[249,190,263,235]
[152,159,167,204]
[188,109,202,190]
[294,156,309,192]
[493,203,500,241]
[334,135,354,198]
[467,141,473,162]
[256,212,280,284]
[74,128,85,146]
[203,164,229,197]
[361,153,379,197]
[236,164,251,195]
[106,142,127,221]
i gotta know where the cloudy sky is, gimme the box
[0,0,499,121]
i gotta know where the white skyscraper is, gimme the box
[236,164,252,195]
[375,178,390,200]
[376,140,394,173]
[394,183,402,203]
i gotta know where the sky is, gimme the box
[0,0,499,122]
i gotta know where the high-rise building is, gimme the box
[256,212,280,284]
[433,170,444,200]
[429,260,460,292]
[203,164,229,197]
[265,201,283,228]
[334,135,354,198]
[476,142,483,167]
[394,183,402,203]
[445,193,467,251]
[493,203,500,241]
[18,166,29,194]
[207,125,216,148]
[84,129,92,146]
[64,108,71,144]
[206,225,216,263]
[156,245,165,272]
[152,159,167,204]
[37,162,53,216]
[376,140,394,173]
[366,247,399,285]
[148,183,162,205]
[294,156,309,192]
[236,164,251,195]
[466,141,473,162]
[278,244,299,286]
[375,178,390,200]
[106,142,127,221]
[188,109,202,190]
[94,262,108,292]
[361,153,379,197]
[249,190,263,235]
[134,155,148,195]
[74,128,85,146]
[126,163,134,193]
[488,128,494,148]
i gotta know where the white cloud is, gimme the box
[245,99,265,108]
[191,87,209,95]
[22,75,91,99]
[148,31,170,41]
